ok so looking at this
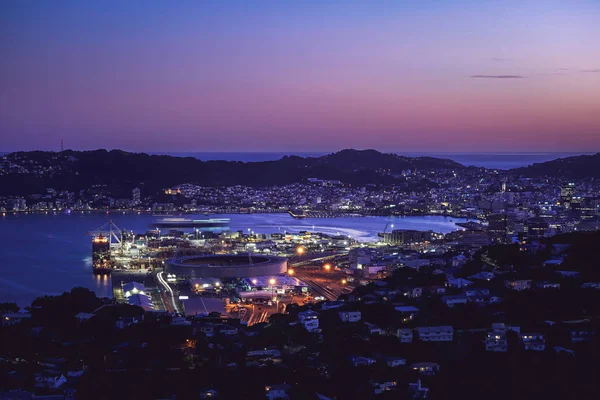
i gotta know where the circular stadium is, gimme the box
[165,254,288,278]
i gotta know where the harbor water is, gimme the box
[0,212,466,306]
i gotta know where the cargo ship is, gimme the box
[92,235,113,275]
[151,218,230,229]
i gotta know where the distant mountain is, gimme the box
[511,153,600,178]
[0,149,464,196]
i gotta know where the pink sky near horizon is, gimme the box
[1,1,599,152]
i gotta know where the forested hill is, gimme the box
[0,149,464,196]
[511,153,600,178]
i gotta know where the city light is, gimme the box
[296,246,305,255]
[269,278,276,285]
[251,279,257,285]
[288,269,294,275]
[324,263,331,271]
[341,279,347,284]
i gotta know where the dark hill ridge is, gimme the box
[0,149,463,196]
[511,152,600,178]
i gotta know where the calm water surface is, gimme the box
[0,212,465,306]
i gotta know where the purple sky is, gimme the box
[1,1,599,152]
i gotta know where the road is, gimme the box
[156,271,181,313]
[293,267,351,301]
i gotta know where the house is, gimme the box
[2,312,32,327]
[428,286,446,295]
[581,282,600,289]
[402,286,423,298]
[520,333,546,351]
[536,281,560,290]
[412,362,440,375]
[216,324,238,336]
[394,305,419,323]
[415,326,454,342]
[349,356,376,367]
[193,322,215,337]
[486,323,520,352]
[384,357,407,367]
[397,328,414,343]
[297,310,320,332]
[409,380,429,399]
[570,328,595,343]
[338,310,361,323]
[199,389,218,398]
[75,312,95,322]
[504,279,532,291]
[468,271,495,281]
[446,277,473,289]
[364,322,382,335]
[440,295,468,308]
[115,316,140,329]
[35,372,67,389]
[320,300,344,310]
[265,384,291,400]
[372,380,398,394]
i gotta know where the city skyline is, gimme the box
[1,0,599,152]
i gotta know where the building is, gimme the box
[520,333,546,351]
[487,213,508,242]
[297,310,320,332]
[132,187,141,204]
[412,362,440,376]
[382,229,433,245]
[505,279,532,291]
[338,310,361,323]
[265,384,291,400]
[486,323,520,352]
[397,328,414,343]
[2,312,32,327]
[441,295,468,308]
[395,305,419,323]
[415,326,454,342]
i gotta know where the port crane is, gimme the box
[86,221,123,251]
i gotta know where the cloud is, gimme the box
[470,75,525,79]
[580,69,600,73]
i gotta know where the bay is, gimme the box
[0,212,465,306]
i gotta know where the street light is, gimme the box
[296,246,305,255]
[324,263,331,272]
[288,269,295,276]
[341,279,347,285]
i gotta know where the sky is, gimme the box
[1,0,599,153]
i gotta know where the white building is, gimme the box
[486,323,520,352]
[520,333,546,351]
[339,310,361,323]
[415,326,454,342]
[297,310,320,332]
[397,328,414,343]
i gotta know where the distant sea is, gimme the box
[2,151,596,170]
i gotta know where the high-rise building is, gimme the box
[560,183,575,208]
[487,214,507,242]
[132,187,141,205]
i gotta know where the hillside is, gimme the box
[0,149,464,196]
[511,153,600,178]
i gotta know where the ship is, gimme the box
[151,218,230,229]
[92,235,112,275]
